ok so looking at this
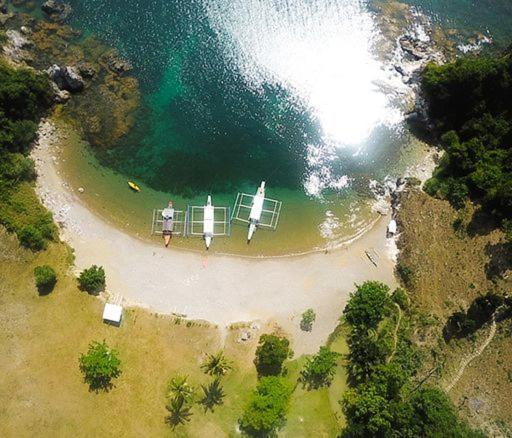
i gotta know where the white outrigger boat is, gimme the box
[186,195,231,249]
[232,181,282,243]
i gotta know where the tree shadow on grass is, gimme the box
[466,208,500,238]
[485,241,512,280]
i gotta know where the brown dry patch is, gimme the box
[397,188,512,432]
[397,188,507,319]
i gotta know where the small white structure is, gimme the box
[387,219,397,236]
[103,303,123,326]
[232,181,282,242]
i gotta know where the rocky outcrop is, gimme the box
[103,50,133,75]
[47,64,84,92]
[41,0,72,22]
[3,29,33,63]
[0,0,7,14]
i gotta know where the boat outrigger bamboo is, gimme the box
[186,195,231,249]
[232,181,282,242]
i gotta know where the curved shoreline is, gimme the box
[32,120,398,354]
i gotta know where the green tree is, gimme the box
[34,265,57,294]
[167,375,195,403]
[17,225,45,251]
[200,351,232,377]
[343,281,391,329]
[300,308,316,331]
[78,265,106,294]
[254,334,293,376]
[199,378,225,412]
[78,341,121,391]
[239,376,292,436]
[300,346,340,389]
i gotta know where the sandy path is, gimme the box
[32,121,397,354]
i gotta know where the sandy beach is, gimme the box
[32,120,398,354]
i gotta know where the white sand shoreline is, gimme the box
[32,120,398,354]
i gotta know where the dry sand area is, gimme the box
[32,121,397,354]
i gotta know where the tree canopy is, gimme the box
[254,334,293,377]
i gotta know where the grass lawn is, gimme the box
[0,228,348,436]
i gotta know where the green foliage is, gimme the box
[300,308,316,331]
[391,288,409,309]
[0,62,55,248]
[396,263,415,289]
[78,265,106,294]
[341,282,483,437]
[300,346,340,389]
[34,264,57,294]
[239,376,292,436]
[421,53,512,220]
[343,281,391,329]
[200,351,232,377]
[17,225,45,251]
[199,378,225,412]
[503,219,512,243]
[167,375,196,403]
[254,334,293,377]
[78,341,121,391]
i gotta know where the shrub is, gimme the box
[503,219,512,244]
[200,351,232,377]
[79,340,121,391]
[396,263,414,289]
[300,308,316,331]
[17,225,45,251]
[300,346,340,389]
[343,281,391,329]
[391,288,408,309]
[34,265,57,294]
[78,265,106,294]
[254,334,293,376]
[239,376,292,436]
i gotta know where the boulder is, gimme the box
[41,0,72,21]
[77,61,97,79]
[0,0,7,14]
[47,64,85,92]
[105,50,133,74]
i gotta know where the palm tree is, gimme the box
[165,395,193,428]
[200,378,225,412]
[200,351,232,377]
[167,375,195,402]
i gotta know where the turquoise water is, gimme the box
[31,1,512,252]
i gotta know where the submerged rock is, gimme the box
[47,64,85,92]
[104,50,133,75]
[41,0,72,22]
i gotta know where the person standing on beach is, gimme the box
[162,201,175,247]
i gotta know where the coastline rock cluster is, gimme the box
[41,0,72,22]
[47,64,84,92]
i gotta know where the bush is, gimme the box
[396,263,414,289]
[343,281,391,329]
[78,265,106,294]
[300,308,316,331]
[239,376,292,436]
[34,265,57,294]
[391,288,408,309]
[17,225,45,251]
[254,334,293,377]
[79,340,121,391]
[300,346,340,389]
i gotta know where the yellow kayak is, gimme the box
[128,181,140,192]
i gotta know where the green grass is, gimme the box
[0,228,348,436]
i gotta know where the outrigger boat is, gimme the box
[128,181,140,192]
[248,181,266,242]
[203,195,214,249]
[232,181,282,243]
[185,196,231,249]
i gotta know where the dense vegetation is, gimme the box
[78,265,106,294]
[0,61,55,249]
[34,264,57,294]
[254,334,293,377]
[341,281,483,437]
[79,340,122,391]
[421,50,512,235]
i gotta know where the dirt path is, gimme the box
[387,303,402,363]
[445,315,497,393]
